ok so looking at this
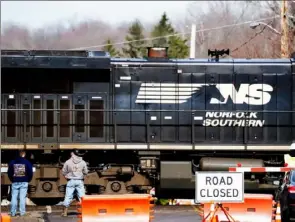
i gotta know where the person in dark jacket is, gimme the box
[7,150,33,217]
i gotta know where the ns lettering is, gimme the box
[210,84,273,105]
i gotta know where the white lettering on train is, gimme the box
[202,112,264,127]
[209,84,273,105]
[136,83,274,105]
[205,112,258,119]
[202,119,265,127]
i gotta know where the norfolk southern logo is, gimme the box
[135,83,273,105]
[136,83,274,127]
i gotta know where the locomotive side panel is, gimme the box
[1,66,112,147]
[113,65,146,143]
[181,61,292,146]
[233,61,293,145]
[112,61,293,146]
[139,65,178,143]
[72,81,110,143]
[157,60,294,199]
[177,62,237,144]
[177,64,206,143]
[201,62,235,144]
[113,64,179,143]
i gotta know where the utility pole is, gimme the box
[190,24,197,58]
[199,22,205,57]
[281,0,289,58]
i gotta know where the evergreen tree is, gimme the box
[168,36,189,59]
[151,12,174,47]
[102,38,120,57]
[151,12,189,58]
[122,19,146,58]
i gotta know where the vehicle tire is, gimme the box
[281,208,290,222]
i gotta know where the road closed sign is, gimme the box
[195,172,244,203]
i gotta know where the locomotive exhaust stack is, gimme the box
[147,47,168,59]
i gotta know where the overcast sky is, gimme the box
[1,1,205,29]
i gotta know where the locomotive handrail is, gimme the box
[1,107,294,145]
[1,108,295,113]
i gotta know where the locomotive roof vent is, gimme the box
[147,47,168,59]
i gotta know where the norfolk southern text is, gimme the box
[202,112,264,127]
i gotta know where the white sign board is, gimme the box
[195,172,244,203]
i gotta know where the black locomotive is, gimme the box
[1,48,295,204]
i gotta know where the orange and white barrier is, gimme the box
[199,165,287,222]
[203,194,274,222]
[78,194,155,222]
[229,167,295,172]
[0,213,11,222]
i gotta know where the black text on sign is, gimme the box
[195,172,244,203]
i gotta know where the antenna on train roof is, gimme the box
[208,49,230,62]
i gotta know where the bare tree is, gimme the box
[248,0,295,56]
[1,1,294,58]
[1,20,132,50]
[184,1,292,58]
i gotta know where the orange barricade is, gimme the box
[0,213,11,222]
[203,194,274,222]
[78,194,155,222]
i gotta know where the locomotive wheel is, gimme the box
[111,182,122,192]
[30,198,63,206]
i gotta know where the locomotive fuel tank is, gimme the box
[199,157,264,171]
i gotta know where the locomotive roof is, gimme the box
[112,57,291,64]
[1,49,293,69]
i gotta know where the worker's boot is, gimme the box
[61,207,68,217]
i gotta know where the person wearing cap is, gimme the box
[61,149,88,217]
[7,149,33,217]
